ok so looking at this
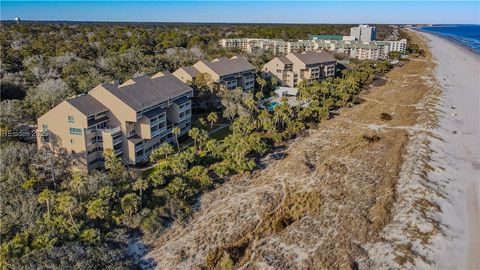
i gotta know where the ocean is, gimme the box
[419,25,480,54]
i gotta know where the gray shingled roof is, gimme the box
[181,66,200,77]
[277,56,293,65]
[200,57,255,77]
[102,73,192,111]
[290,51,336,65]
[143,107,166,119]
[66,95,108,116]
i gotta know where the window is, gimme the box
[42,124,48,131]
[70,139,74,144]
[69,128,82,135]
[68,116,74,123]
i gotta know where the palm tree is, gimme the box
[69,172,86,202]
[256,77,266,95]
[104,148,125,178]
[132,178,148,205]
[197,129,209,151]
[150,143,174,162]
[121,193,141,216]
[207,112,218,130]
[167,154,188,175]
[186,165,212,189]
[188,127,201,149]
[86,198,109,220]
[38,189,54,218]
[57,193,79,232]
[172,127,181,153]
[271,76,278,89]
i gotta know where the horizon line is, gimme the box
[3,20,477,25]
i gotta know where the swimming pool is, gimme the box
[267,101,280,111]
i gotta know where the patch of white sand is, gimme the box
[420,31,480,270]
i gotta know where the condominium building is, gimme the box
[350,24,377,41]
[219,38,319,55]
[220,37,407,61]
[173,56,256,91]
[263,51,336,87]
[377,39,407,53]
[37,71,193,171]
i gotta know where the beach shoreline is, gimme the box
[414,26,480,56]
[416,30,480,269]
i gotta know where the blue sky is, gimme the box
[1,1,479,24]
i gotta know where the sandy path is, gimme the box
[417,31,480,269]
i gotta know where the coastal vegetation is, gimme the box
[1,22,393,269]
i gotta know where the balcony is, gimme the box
[113,136,123,146]
[150,118,163,126]
[114,148,123,156]
[102,126,121,135]
[135,143,143,152]
[135,155,147,163]
[151,129,161,138]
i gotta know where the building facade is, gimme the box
[350,24,377,41]
[173,56,256,91]
[219,37,407,61]
[37,72,193,171]
[263,51,336,87]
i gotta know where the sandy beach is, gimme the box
[418,31,480,269]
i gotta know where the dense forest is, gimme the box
[1,22,395,269]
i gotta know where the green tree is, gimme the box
[56,192,79,232]
[185,165,212,189]
[104,148,124,178]
[150,143,174,162]
[270,76,278,89]
[147,168,167,187]
[38,189,55,218]
[86,198,109,220]
[167,154,189,175]
[132,178,148,204]
[188,127,201,149]
[256,77,266,95]
[80,228,101,244]
[165,177,195,202]
[255,91,264,101]
[207,112,218,130]
[172,127,181,153]
[69,172,86,202]
[121,193,141,216]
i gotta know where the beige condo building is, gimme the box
[262,51,336,87]
[173,56,256,91]
[219,38,407,60]
[37,71,193,171]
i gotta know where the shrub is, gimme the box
[362,134,382,143]
[219,252,234,270]
[380,113,392,121]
